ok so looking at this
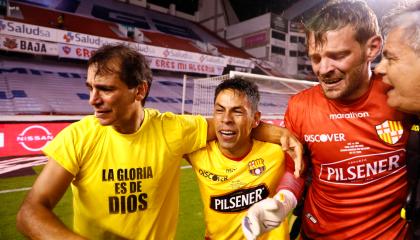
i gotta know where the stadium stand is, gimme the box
[91,5,151,30]
[0,58,196,115]
[0,0,317,162]
[5,0,252,59]
[0,59,90,115]
[1,0,314,117]
[152,18,202,41]
[0,0,259,116]
[140,30,203,53]
[6,2,125,40]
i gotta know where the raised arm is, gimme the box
[16,158,86,240]
[206,118,216,141]
[252,122,304,177]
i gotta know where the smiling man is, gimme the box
[186,78,293,240]
[16,44,209,240]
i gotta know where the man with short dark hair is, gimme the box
[187,78,293,239]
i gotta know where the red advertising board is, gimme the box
[0,119,284,157]
[0,122,72,157]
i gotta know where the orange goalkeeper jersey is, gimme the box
[285,75,411,239]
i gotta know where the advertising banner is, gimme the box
[0,19,57,42]
[58,30,125,49]
[0,35,58,56]
[0,122,72,157]
[58,43,96,60]
[148,57,224,75]
[226,56,255,68]
[243,31,268,48]
[133,43,227,66]
[0,19,251,68]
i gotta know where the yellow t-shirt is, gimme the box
[187,140,288,240]
[43,108,207,240]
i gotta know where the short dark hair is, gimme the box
[214,78,260,112]
[382,1,420,56]
[88,44,153,106]
[305,0,380,48]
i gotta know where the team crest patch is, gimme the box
[375,120,403,144]
[248,158,266,176]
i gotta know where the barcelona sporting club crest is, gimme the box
[248,158,266,176]
[375,120,403,144]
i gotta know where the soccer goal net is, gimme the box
[186,71,317,121]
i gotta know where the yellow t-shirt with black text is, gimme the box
[188,140,288,240]
[43,108,207,240]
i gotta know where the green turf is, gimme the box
[177,164,205,239]
[0,162,205,239]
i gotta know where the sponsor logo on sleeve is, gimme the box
[210,184,269,212]
[376,120,403,144]
[319,149,406,185]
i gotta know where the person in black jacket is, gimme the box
[375,1,420,238]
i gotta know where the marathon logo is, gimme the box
[210,184,269,212]
[329,111,369,120]
[319,149,406,185]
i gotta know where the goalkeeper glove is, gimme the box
[242,190,297,240]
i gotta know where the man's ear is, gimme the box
[365,35,382,62]
[135,81,148,102]
[252,111,262,128]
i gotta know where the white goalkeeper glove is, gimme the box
[242,190,297,240]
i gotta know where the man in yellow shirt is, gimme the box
[16,44,302,240]
[187,78,293,239]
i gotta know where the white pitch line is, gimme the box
[0,165,193,194]
[0,187,32,194]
